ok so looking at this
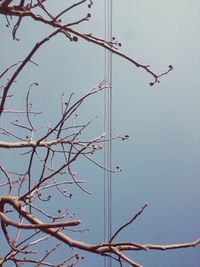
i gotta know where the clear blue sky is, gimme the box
[1,1,200,266]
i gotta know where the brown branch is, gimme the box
[111,246,142,267]
[66,13,91,27]
[0,139,71,149]
[0,5,173,87]
[1,195,200,267]
[0,3,194,267]
[69,29,173,85]
[53,0,87,22]
[0,165,13,194]
[18,136,97,200]
[146,239,200,250]
[110,203,148,243]
[0,28,61,115]
[0,211,80,229]
[0,0,13,8]
[3,109,41,114]
[37,81,106,143]
[0,60,23,78]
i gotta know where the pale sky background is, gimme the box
[1,1,200,266]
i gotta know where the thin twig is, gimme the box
[109,203,148,243]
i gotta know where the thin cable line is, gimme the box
[104,1,113,267]
[104,1,108,265]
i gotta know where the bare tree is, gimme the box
[0,1,199,267]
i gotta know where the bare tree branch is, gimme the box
[0,2,198,267]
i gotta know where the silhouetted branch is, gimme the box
[109,203,148,243]
[0,2,197,267]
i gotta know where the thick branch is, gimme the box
[0,139,69,149]
[0,211,80,229]
[1,196,200,267]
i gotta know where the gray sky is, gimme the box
[1,1,200,266]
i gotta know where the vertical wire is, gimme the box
[104,0,113,267]
[108,0,113,252]
[103,2,107,267]
[104,1,107,265]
